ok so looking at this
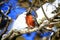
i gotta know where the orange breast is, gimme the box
[26,15,35,28]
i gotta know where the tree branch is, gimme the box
[41,6,51,21]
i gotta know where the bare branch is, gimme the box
[5,7,11,15]
[51,9,60,21]
[41,6,51,21]
[0,19,12,36]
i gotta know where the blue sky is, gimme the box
[0,0,37,20]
